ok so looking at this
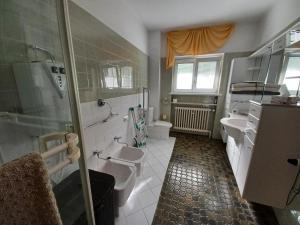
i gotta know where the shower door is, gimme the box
[0,0,94,224]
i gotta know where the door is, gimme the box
[0,0,93,224]
[236,135,253,195]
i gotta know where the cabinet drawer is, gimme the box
[249,103,261,119]
[247,114,259,130]
[244,127,256,143]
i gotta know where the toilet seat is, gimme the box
[153,120,172,128]
[147,107,172,139]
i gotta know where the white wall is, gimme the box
[71,0,148,54]
[159,21,258,58]
[148,31,161,120]
[80,94,142,169]
[256,0,300,47]
[218,22,259,53]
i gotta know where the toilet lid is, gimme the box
[153,120,172,128]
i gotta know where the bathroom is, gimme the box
[0,0,300,225]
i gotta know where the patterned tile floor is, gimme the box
[152,132,279,225]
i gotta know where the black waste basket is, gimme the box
[53,170,115,225]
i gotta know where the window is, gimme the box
[196,61,218,89]
[175,63,194,89]
[103,67,119,89]
[120,66,133,89]
[282,56,300,95]
[172,55,222,94]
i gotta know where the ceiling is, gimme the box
[122,0,279,31]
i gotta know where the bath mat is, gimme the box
[0,152,63,225]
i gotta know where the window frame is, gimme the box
[172,54,223,95]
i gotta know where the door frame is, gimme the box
[56,1,95,224]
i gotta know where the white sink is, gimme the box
[98,159,136,206]
[111,146,146,176]
[220,117,247,144]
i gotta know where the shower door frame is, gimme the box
[56,0,95,224]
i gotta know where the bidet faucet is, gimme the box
[114,136,128,147]
[93,150,111,160]
[93,150,103,157]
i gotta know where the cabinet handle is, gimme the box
[287,159,299,166]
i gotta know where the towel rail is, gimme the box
[40,133,80,175]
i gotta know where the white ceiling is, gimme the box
[122,0,279,31]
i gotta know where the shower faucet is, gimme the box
[114,136,128,147]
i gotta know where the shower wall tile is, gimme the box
[0,40,5,64]
[0,65,15,89]
[0,0,65,113]
[69,2,148,103]
[3,11,24,41]
[3,39,28,64]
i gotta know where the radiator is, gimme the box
[174,107,213,136]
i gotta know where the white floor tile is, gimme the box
[125,210,149,225]
[142,166,156,178]
[152,150,165,157]
[147,174,162,188]
[143,202,157,225]
[121,192,142,216]
[151,184,162,199]
[138,189,157,208]
[133,177,151,194]
[142,161,151,168]
[156,171,166,181]
[115,216,128,225]
[151,162,165,175]
[148,157,160,166]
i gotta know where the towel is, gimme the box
[0,153,63,225]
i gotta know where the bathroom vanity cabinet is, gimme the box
[226,101,300,208]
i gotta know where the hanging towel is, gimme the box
[0,152,63,225]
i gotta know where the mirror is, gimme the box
[251,20,300,97]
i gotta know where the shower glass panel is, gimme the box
[0,1,90,224]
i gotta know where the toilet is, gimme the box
[147,107,172,140]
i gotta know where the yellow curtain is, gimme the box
[166,24,235,69]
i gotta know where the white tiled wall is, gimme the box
[80,93,143,169]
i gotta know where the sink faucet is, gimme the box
[114,136,128,147]
[93,150,110,160]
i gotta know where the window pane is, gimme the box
[196,61,217,89]
[283,78,300,93]
[121,66,133,89]
[285,57,300,78]
[103,67,118,88]
[283,57,300,94]
[176,63,193,89]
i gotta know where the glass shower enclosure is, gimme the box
[0,0,94,224]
